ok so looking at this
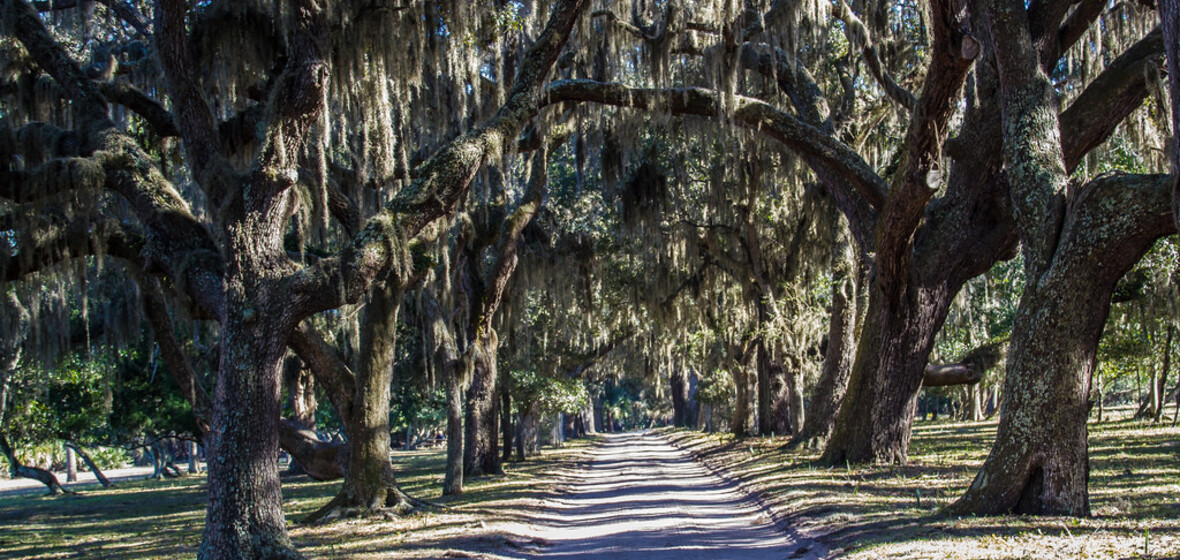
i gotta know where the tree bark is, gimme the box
[307,281,425,522]
[464,332,503,476]
[444,374,465,494]
[199,295,296,558]
[67,442,113,487]
[731,342,753,437]
[1159,0,1180,231]
[65,445,77,482]
[950,0,1176,513]
[670,369,693,427]
[821,282,953,464]
[755,338,774,436]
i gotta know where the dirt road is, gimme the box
[506,431,822,560]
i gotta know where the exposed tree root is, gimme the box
[305,486,440,524]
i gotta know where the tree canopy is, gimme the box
[0,0,1177,557]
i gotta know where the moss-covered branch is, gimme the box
[542,80,889,214]
[288,0,587,318]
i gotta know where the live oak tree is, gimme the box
[1,0,587,557]
[3,6,1177,558]
[539,0,1169,469]
[947,0,1176,515]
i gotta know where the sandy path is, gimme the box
[0,466,160,496]
[507,431,822,560]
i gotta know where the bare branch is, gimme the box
[94,0,151,37]
[135,271,212,433]
[288,323,357,421]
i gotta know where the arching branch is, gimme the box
[135,272,213,433]
[541,80,889,211]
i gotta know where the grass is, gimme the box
[0,438,597,560]
[3,414,1175,559]
[662,408,1180,559]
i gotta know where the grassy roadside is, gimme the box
[662,415,1180,559]
[0,438,596,560]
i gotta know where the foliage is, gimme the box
[510,368,589,417]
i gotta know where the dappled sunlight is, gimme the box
[661,417,1180,559]
[504,431,818,560]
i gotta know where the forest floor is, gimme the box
[663,411,1180,559]
[0,412,1176,559]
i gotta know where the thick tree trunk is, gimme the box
[670,369,692,427]
[521,411,538,457]
[764,346,792,436]
[755,338,774,436]
[950,0,1176,515]
[308,282,425,522]
[465,333,502,477]
[950,269,1109,514]
[443,374,465,495]
[731,351,753,437]
[579,400,597,435]
[821,282,951,464]
[199,304,296,559]
[1160,0,1180,232]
